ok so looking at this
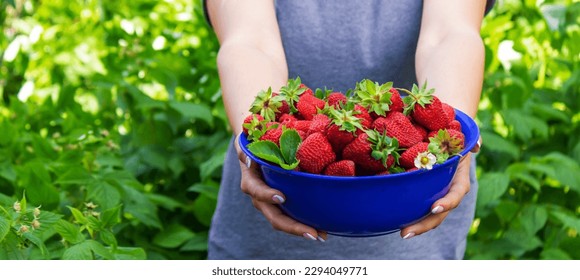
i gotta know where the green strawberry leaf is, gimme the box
[280,161,300,170]
[279,129,302,164]
[247,140,285,166]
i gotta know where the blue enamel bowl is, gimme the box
[238,109,479,237]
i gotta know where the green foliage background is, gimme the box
[0,0,578,259]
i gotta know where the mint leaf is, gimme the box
[279,129,302,164]
[247,141,286,166]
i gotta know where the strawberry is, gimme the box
[354,104,373,129]
[249,87,286,122]
[388,87,404,113]
[441,102,456,121]
[376,170,390,176]
[324,105,364,154]
[308,114,331,135]
[447,120,462,131]
[372,111,422,148]
[279,113,297,124]
[402,83,450,131]
[428,129,465,154]
[272,93,290,119]
[279,77,308,113]
[399,142,430,169]
[297,94,325,120]
[242,114,264,135]
[296,132,336,174]
[259,127,283,146]
[326,125,356,155]
[299,83,314,96]
[285,120,311,134]
[323,160,356,176]
[342,130,399,174]
[352,79,397,118]
[414,123,428,142]
[327,92,348,108]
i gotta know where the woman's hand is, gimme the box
[235,134,327,242]
[400,137,482,239]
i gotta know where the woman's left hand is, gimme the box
[399,136,481,239]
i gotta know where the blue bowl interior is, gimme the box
[239,109,479,237]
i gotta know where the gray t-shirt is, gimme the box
[207,0,491,260]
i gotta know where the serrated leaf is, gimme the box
[84,240,114,260]
[113,247,147,260]
[23,232,48,257]
[476,172,511,210]
[501,109,549,141]
[168,100,213,126]
[279,129,301,164]
[247,140,285,167]
[539,152,580,194]
[100,205,122,228]
[63,241,93,260]
[67,207,88,225]
[551,211,580,232]
[519,205,547,235]
[87,181,121,211]
[540,248,571,260]
[0,215,10,243]
[56,167,95,185]
[187,182,219,200]
[180,234,208,252]
[200,151,226,181]
[153,224,195,249]
[480,131,520,159]
[54,220,85,244]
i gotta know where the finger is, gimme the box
[254,200,321,241]
[240,165,286,204]
[400,211,450,238]
[471,135,482,153]
[430,161,471,214]
[317,231,328,242]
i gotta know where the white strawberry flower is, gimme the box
[414,151,437,170]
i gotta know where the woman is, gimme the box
[205,0,491,259]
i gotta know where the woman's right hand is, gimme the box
[235,134,327,242]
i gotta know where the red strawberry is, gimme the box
[342,131,398,174]
[299,83,314,96]
[399,142,429,169]
[402,83,450,131]
[259,127,283,146]
[249,87,286,122]
[242,114,264,135]
[372,111,422,148]
[296,132,336,174]
[354,105,373,128]
[308,114,331,135]
[388,88,404,113]
[376,170,390,176]
[327,92,348,108]
[297,94,325,120]
[406,167,419,172]
[414,123,428,142]
[285,120,311,133]
[447,120,462,131]
[272,93,290,119]
[427,129,465,163]
[279,113,297,124]
[441,103,456,121]
[297,130,307,141]
[326,124,356,155]
[323,160,356,176]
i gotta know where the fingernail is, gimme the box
[317,236,326,242]
[403,232,415,240]
[245,157,252,168]
[431,205,444,214]
[272,194,285,204]
[303,233,317,241]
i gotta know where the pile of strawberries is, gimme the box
[242,78,466,177]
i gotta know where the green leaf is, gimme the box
[113,247,147,260]
[67,207,88,225]
[538,153,580,194]
[551,211,580,232]
[540,248,571,260]
[168,100,213,126]
[54,220,85,244]
[84,240,114,260]
[480,131,520,159]
[501,109,549,141]
[153,224,195,249]
[187,182,219,200]
[56,167,95,185]
[120,185,162,229]
[63,241,93,260]
[146,193,184,211]
[0,215,11,243]
[200,151,226,181]
[247,140,285,166]
[476,172,511,210]
[23,232,48,257]
[279,129,301,164]
[519,205,548,235]
[87,181,121,211]
[100,205,122,228]
[192,194,216,227]
[180,233,208,252]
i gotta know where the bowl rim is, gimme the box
[239,108,480,180]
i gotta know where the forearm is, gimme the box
[415,31,485,118]
[217,43,288,136]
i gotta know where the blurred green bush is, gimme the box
[0,0,578,259]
